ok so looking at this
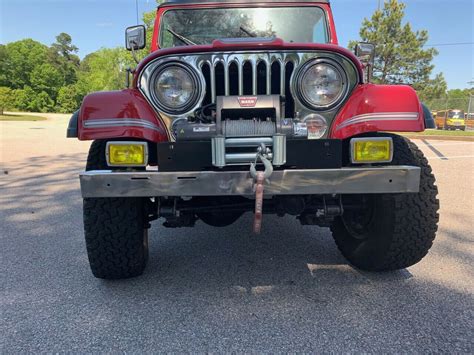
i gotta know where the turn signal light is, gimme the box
[106,142,148,167]
[351,137,393,164]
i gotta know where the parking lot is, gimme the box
[1,115,473,352]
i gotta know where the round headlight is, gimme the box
[150,62,202,115]
[295,59,347,109]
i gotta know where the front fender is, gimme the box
[330,84,424,139]
[77,89,169,142]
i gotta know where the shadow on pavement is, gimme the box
[1,153,472,352]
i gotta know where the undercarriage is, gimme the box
[148,194,361,228]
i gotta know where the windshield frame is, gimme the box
[157,4,331,49]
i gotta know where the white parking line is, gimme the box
[425,155,474,160]
[420,142,474,146]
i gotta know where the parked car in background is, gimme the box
[435,109,466,130]
[465,113,474,130]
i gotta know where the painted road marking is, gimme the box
[422,139,448,160]
[421,142,474,146]
[425,155,474,160]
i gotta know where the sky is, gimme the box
[0,0,473,89]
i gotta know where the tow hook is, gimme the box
[250,143,273,234]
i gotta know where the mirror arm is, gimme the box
[130,41,140,64]
[365,63,373,83]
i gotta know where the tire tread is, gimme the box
[83,140,148,279]
[331,134,439,271]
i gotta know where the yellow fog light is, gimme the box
[351,137,393,164]
[106,142,148,167]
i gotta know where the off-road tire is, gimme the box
[83,140,149,279]
[330,134,439,271]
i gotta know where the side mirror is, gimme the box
[355,43,375,64]
[355,43,375,82]
[125,25,146,51]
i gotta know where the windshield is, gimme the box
[448,111,465,118]
[159,7,329,48]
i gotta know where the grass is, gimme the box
[401,129,474,137]
[0,114,47,121]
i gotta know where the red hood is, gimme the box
[135,37,364,81]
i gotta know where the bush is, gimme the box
[56,84,82,113]
[14,86,36,111]
[0,86,14,114]
[32,91,55,112]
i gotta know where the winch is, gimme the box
[172,94,326,168]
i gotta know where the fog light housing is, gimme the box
[351,137,393,164]
[106,142,148,167]
[303,114,328,139]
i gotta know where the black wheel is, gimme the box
[83,140,149,279]
[331,134,439,271]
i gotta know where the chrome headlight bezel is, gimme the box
[293,58,349,111]
[140,59,205,117]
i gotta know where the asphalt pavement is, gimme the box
[1,114,473,352]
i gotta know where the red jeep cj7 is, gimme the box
[68,0,439,279]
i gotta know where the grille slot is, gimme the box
[285,61,295,118]
[243,61,253,95]
[197,54,298,117]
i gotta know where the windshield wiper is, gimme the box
[166,27,196,46]
[239,25,257,38]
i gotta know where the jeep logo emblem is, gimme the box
[237,96,258,107]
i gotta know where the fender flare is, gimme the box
[66,110,79,138]
[77,89,169,143]
[422,103,436,129]
[330,84,424,139]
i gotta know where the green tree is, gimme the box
[49,33,80,85]
[422,88,473,112]
[349,0,439,89]
[75,48,135,94]
[0,45,8,87]
[30,91,55,112]
[417,73,447,103]
[30,63,63,100]
[2,39,49,89]
[56,85,82,113]
[13,87,37,111]
[51,32,79,60]
[142,1,165,51]
[0,87,14,115]
[143,8,157,52]
[446,88,473,112]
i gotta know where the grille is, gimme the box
[140,51,358,123]
[196,53,299,118]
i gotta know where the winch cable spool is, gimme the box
[224,120,276,137]
[250,143,274,234]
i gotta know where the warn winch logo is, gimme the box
[237,96,258,107]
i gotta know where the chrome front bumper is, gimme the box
[79,166,420,198]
